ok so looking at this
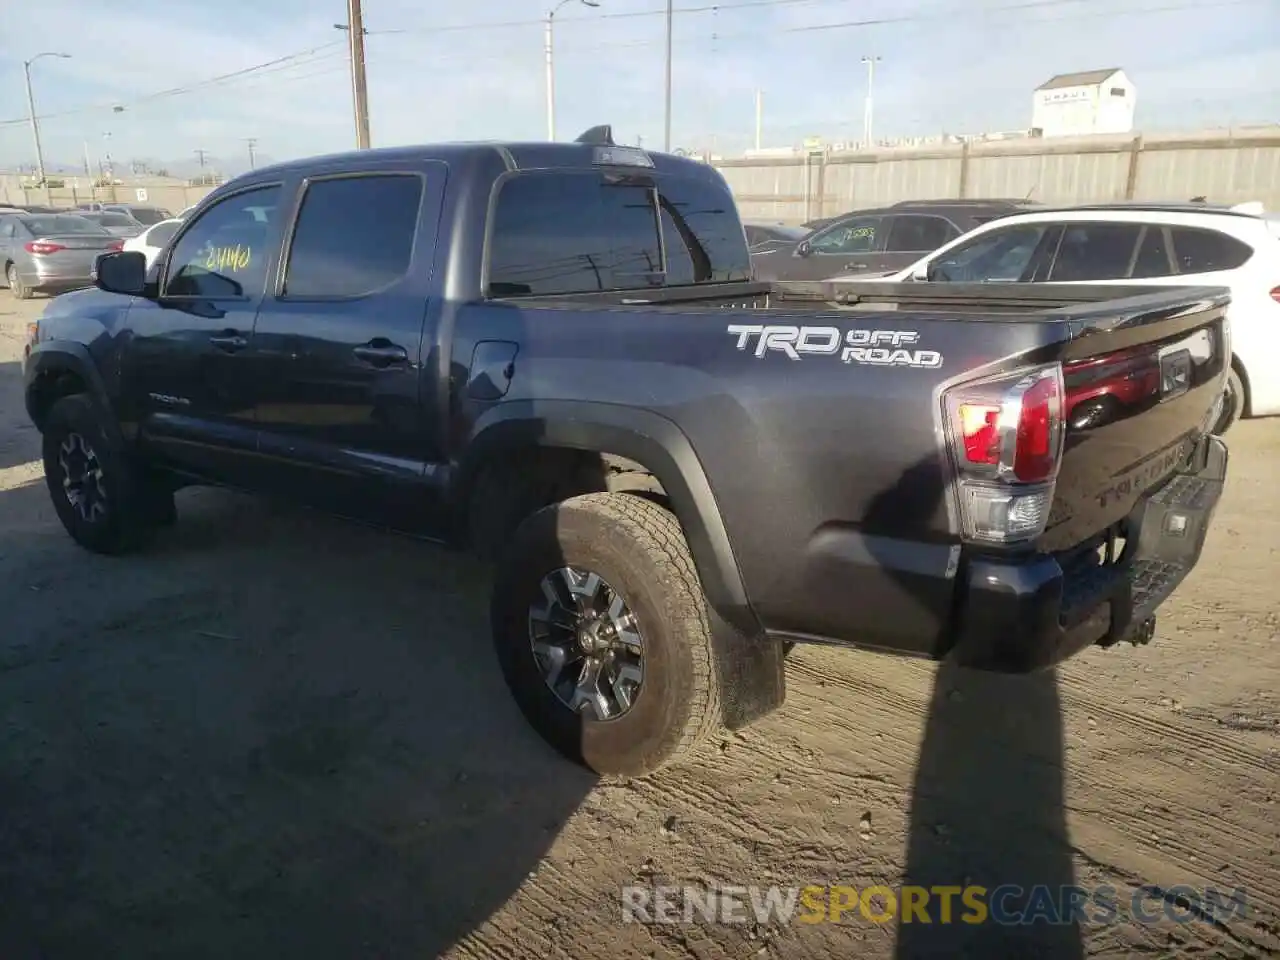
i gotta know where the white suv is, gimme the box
[843,202,1280,432]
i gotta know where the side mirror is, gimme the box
[796,240,812,258]
[93,251,148,296]
[911,262,930,282]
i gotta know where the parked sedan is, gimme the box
[0,212,123,299]
[77,210,146,238]
[122,217,182,268]
[757,199,1034,281]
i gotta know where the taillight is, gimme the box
[1269,286,1280,304]
[943,363,1065,544]
[25,241,65,255]
[107,240,124,252]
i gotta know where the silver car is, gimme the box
[0,212,123,299]
[77,210,146,239]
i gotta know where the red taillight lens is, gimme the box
[1269,286,1280,304]
[107,240,124,252]
[25,241,65,255]
[1012,372,1062,482]
[957,403,1001,465]
[943,363,1065,544]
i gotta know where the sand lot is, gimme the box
[0,295,1276,959]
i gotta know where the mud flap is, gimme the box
[706,605,786,730]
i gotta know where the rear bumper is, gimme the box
[949,433,1228,673]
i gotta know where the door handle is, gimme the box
[353,340,409,368]
[843,262,869,271]
[209,331,248,352]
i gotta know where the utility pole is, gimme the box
[754,89,763,151]
[544,0,600,141]
[337,0,372,149]
[663,0,674,151]
[861,55,881,149]
[245,138,258,170]
[22,52,70,185]
[194,148,209,170]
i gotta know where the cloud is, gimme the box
[0,0,1275,172]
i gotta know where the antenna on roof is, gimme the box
[574,125,615,146]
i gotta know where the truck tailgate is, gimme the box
[1040,288,1229,554]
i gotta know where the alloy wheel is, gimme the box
[528,566,644,721]
[58,432,109,523]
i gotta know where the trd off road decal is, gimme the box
[726,324,943,369]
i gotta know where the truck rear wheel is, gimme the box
[490,492,721,778]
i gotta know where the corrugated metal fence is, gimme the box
[719,127,1280,223]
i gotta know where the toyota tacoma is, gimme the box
[24,128,1230,776]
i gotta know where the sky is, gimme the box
[0,0,1276,177]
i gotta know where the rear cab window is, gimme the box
[485,169,750,296]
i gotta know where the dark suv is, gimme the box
[754,199,1036,282]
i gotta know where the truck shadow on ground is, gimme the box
[860,456,1084,960]
[0,479,594,959]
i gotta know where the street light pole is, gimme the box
[22,52,71,186]
[861,55,881,149]
[544,0,599,141]
[663,0,673,151]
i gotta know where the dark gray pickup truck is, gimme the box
[23,127,1230,776]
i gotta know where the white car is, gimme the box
[835,202,1280,432]
[121,218,183,269]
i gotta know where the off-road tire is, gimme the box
[1214,367,1245,435]
[41,394,172,554]
[491,492,721,778]
[7,264,31,300]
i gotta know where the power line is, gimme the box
[0,0,1261,129]
[0,41,346,127]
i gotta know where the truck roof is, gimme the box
[247,129,719,183]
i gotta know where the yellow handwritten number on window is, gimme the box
[203,244,253,273]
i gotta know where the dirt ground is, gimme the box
[0,295,1276,960]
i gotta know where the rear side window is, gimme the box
[1047,223,1142,281]
[1131,225,1174,279]
[1169,227,1252,274]
[284,174,423,298]
[886,215,958,252]
[486,170,749,297]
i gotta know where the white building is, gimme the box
[1031,68,1136,137]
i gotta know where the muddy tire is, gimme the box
[1213,367,1245,435]
[41,394,171,554]
[491,492,721,778]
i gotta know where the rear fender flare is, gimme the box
[458,400,760,638]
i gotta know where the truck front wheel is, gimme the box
[491,492,721,778]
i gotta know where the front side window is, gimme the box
[926,223,1051,282]
[809,216,880,255]
[165,184,281,299]
[283,174,423,298]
